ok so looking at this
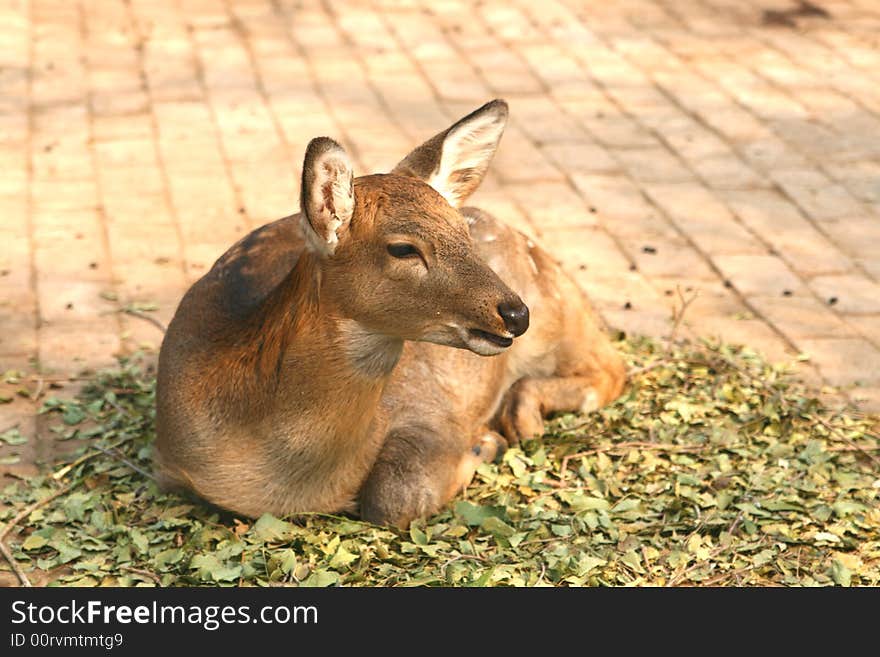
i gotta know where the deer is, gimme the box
[154,99,626,527]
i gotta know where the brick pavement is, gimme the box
[2,0,879,482]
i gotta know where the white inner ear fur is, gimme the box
[427,111,505,208]
[304,149,354,256]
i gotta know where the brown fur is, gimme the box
[154,100,625,526]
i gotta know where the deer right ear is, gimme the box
[392,99,508,208]
[300,137,355,257]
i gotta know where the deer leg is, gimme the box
[496,371,623,445]
[359,427,505,528]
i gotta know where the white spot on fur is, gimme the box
[580,389,599,414]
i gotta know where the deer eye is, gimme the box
[387,243,421,259]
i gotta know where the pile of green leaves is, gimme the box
[2,336,878,586]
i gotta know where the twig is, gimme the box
[103,396,131,418]
[668,285,699,344]
[811,415,880,467]
[699,564,755,587]
[0,483,75,543]
[28,375,95,384]
[726,511,744,536]
[121,308,166,334]
[0,482,75,587]
[92,445,155,481]
[0,540,31,587]
[51,451,103,481]
[536,562,547,586]
[121,565,162,586]
[628,361,671,377]
[440,553,489,577]
[827,444,880,453]
[667,535,767,587]
[30,378,44,402]
[51,436,134,481]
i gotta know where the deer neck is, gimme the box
[236,251,402,440]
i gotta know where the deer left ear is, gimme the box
[300,137,355,257]
[392,99,508,208]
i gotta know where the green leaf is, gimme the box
[329,544,358,569]
[454,501,506,527]
[831,500,866,517]
[550,524,572,537]
[62,405,86,426]
[620,550,645,574]
[212,565,243,582]
[278,549,299,575]
[51,540,83,564]
[22,535,49,550]
[190,554,241,582]
[481,516,516,538]
[611,498,641,514]
[130,529,149,555]
[831,559,851,587]
[577,555,606,576]
[470,567,495,587]
[409,525,428,546]
[301,569,339,587]
[562,492,610,512]
[0,428,27,445]
[252,514,296,542]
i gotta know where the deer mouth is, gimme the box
[467,328,513,349]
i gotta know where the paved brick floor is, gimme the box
[2,0,880,480]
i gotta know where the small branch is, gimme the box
[827,444,880,453]
[92,445,155,481]
[668,285,699,344]
[28,375,95,384]
[667,535,766,588]
[628,360,671,377]
[0,482,75,588]
[0,483,75,543]
[103,396,131,418]
[440,553,490,578]
[51,436,134,481]
[811,415,880,468]
[121,565,162,586]
[30,378,44,402]
[699,564,755,587]
[121,308,166,334]
[556,442,703,480]
[0,539,31,587]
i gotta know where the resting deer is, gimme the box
[155,100,625,527]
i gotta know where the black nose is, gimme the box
[497,301,529,337]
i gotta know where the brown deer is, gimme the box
[155,100,625,527]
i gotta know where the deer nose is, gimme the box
[497,300,529,337]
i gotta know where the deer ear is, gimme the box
[392,99,508,208]
[300,137,355,257]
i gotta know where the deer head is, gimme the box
[299,99,529,357]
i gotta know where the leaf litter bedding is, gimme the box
[1,336,878,587]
